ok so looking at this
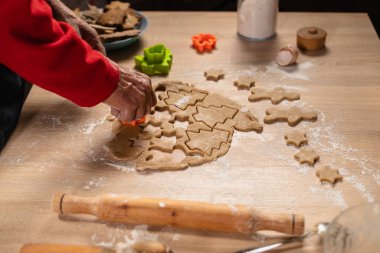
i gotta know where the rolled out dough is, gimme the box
[106,81,262,171]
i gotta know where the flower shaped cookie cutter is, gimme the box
[135,44,173,75]
[192,33,217,53]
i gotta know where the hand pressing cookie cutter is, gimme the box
[122,115,146,126]
[135,44,173,75]
[297,26,327,51]
[192,33,217,53]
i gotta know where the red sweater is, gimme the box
[0,0,119,107]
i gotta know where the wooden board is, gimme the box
[1,12,379,253]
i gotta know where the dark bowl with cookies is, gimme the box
[75,1,147,50]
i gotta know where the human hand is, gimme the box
[74,18,106,55]
[103,64,157,123]
[46,0,106,55]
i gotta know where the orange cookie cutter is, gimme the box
[192,33,217,53]
[122,115,146,126]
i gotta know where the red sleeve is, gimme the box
[0,0,119,107]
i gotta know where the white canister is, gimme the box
[237,0,278,40]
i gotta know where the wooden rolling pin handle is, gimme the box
[20,244,113,253]
[20,242,171,253]
[52,193,304,235]
[51,193,98,216]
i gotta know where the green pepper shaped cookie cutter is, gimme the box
[135,44,173,75]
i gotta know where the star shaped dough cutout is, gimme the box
[316,165,343,185]
[284,130,308,148]
[204,69,225,82]
[294,147,319,166]
[234,76,255,90]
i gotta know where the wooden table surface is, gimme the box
[1,12,380,253]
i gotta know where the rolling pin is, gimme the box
[52,193,305,235]
[20,241,171,253]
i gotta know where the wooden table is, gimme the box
[1,12,379,253]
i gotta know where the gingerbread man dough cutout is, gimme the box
[234,76,256,90]
[249,87,300,104]
[264,106,317,126]
[284,130,308,148]
[316,165,343,185]
[204,69,225,82]
[294,147,320,166]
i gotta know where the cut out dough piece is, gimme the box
[249,87,300,104]
[264,106,317,126]
[284,130,308,148]
[193,105,237,128]
[204,69,225,82]
[234,76,256,90]
[316,165,343,185]
[164,90,207,110]
[186,129,229,156]
[294,147,320,166]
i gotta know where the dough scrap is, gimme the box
[249,87,300,104]
[234,76,256,90]
[316,165,343,185]
[106,80,262,171]
[204,69,225,82]
[294,147,320,166]
[284,130,308,148]
[264,106,317,126]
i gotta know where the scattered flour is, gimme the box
[309,186,347,209]
[266,83,309,92]
[340,168,375,203]
[228,204,238,214]
[239,106,249,112]
[92,224,158,253]
[264,62,313,81]
[175,96,190,107]
[38,115,63,128]
[104,162,136,173]
[82,177,106,190]
[83,117,106,135]
[172,233,182,241]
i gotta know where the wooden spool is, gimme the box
[275,45,299,66]
[297,26,327,51]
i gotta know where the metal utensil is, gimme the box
[235,223,329,253]
[236,203,380,253]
